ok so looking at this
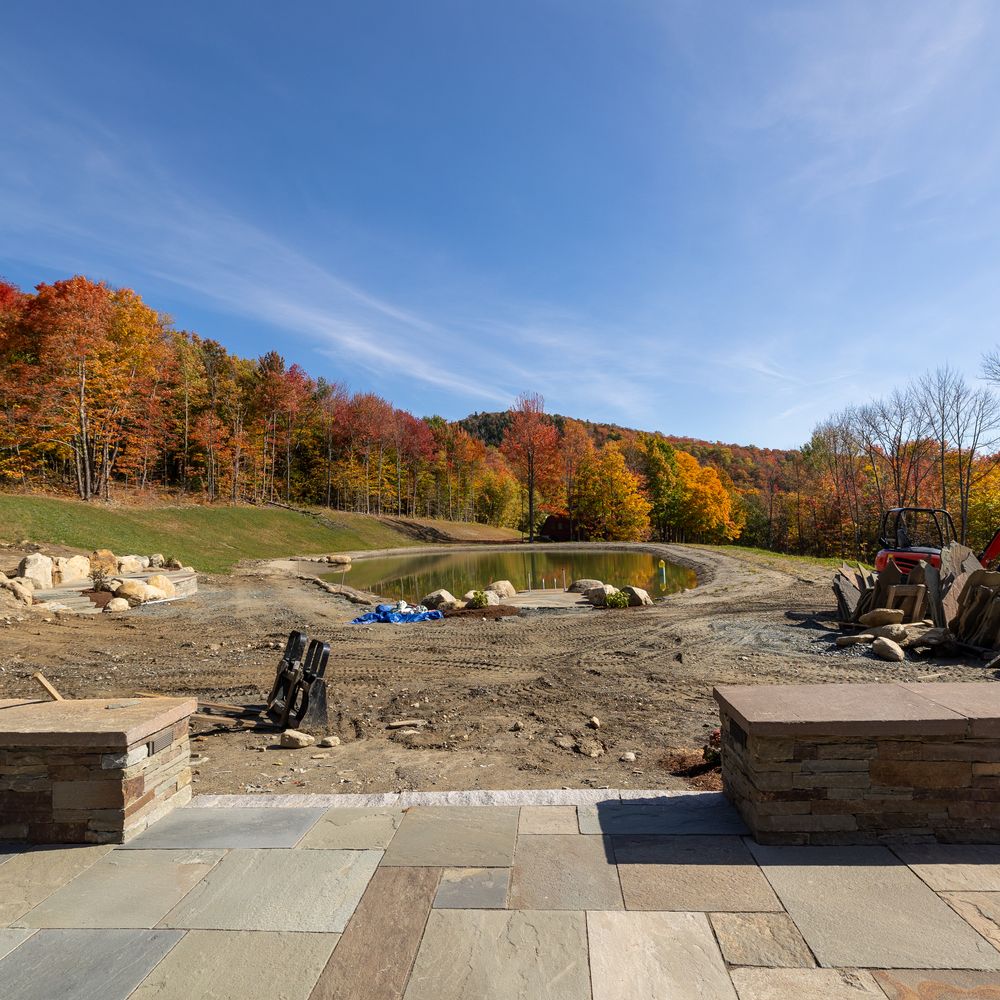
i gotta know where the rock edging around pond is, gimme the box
[0,549,198,618]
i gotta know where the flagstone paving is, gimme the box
[298,807,404,850]
[160,848,380,932]
[129,930,339,1000]
[16,849,224,928]
[615,835,782,912]
[1,793,1000,998]
[380,805,519,867]
[749,843,1000,970]
[433,867,509,909]
[509,834,623,909]
[121,806,326,849]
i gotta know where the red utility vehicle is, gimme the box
[874,507,1000,576]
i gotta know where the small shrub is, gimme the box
[702,727,722,766]
[468,590,489,609]
[605,590,629,609]
[90,566,109,592]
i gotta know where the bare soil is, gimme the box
[1,543,995,798]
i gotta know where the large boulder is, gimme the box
[146,574,177,598]
[4,579,34,606]
[53,555,91,585]
[90,549,118,577]
[621,586,653,607]
[117,555,148,575]
[868,623,908,642]
[486,580,517,600]
[116,579,152,606]
[872,637,905,662]
[859,608,905,627]
[421,589,457,610]
[148,553,165,569]
[586,584,620,607]
[105,597,130,613]
[326,554,352,565]
[568,578,603,594]
[17,553,53,590]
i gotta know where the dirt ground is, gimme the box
[1,543,995,798]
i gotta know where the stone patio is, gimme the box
[3,790,1000,998]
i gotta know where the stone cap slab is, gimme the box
[899,682,1000,738]
[713,683,972,737]
[0,697,197,750]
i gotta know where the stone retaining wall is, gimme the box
[715,682,1000,845]
[0,697,196,844]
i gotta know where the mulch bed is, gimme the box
[84,589,113,609]
[442,605,522,620]
[659,749,723,791]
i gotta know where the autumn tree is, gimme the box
[501,392,560,541]
[574,442,652,541]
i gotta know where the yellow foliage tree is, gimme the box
[575,442,652,540]
[674,449,743,541]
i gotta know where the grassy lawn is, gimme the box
[697,543,870,572]
[0,495,420,573]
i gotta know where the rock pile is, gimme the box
[832,542,1000,658]
[1,548,196,616]
[420,580,518,612]
[568,580,653,608]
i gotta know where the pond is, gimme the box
[319,548,697,603]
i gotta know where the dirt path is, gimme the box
[1,543,993,798]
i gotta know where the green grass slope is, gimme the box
[0,496,421,573]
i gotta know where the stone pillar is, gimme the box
[0,697,196,844]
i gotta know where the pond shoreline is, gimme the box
[252,541,720,607]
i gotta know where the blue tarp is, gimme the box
[351,603,444,625]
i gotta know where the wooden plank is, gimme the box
[31,672,63,702]
[871,560,903,612]
[885,584,927,624]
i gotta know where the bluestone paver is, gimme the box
[380,807,518,867]
[749,843,1000,970]
[0,929,34,962]
[17,849,223,928]
[403,909,590,1000]
[578,793,748,835]
[0,844,113,924]
[942,892,1000,950]
[130,930,339,1000]
[161,848,380,931]
[310,867,440,1000]
[709,912,816,968]
[729,968,885,999]
[121,806,325,849]
[509,834,623,910]
[614,836,781,912]
[872,969,1000,998]
[298,807,404,849]
[893,844,1000,891]
[588,910,737,1000]
[434,868,509,909]
[518,805,578,834]
[0,928,182,1000]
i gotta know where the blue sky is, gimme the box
[3,2,999,448]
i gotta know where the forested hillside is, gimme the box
[3,273,1000,559]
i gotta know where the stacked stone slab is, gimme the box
[0,696,196,844]
[715,682,1000,846]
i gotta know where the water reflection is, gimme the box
[320,549,696,603]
